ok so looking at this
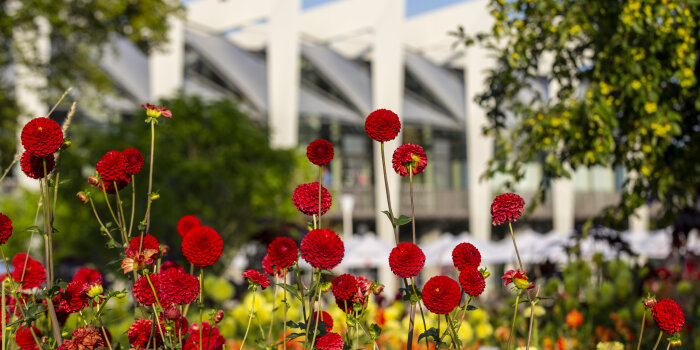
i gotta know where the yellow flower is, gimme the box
[568,25,581,35]
[457,322,474,343]
[475,323,493,339]
[644,102,658,114]
[600,82,611,95]
[631,80,642,90]
[641,165,651,176]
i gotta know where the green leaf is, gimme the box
[369,324,382,340]
[394,215,413,226]
[466,305,478,311]
[381,210,394,226]
[278,283,302,301]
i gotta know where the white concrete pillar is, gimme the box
[464,44,493,242]
[267,0,301,148]
[149,16,184,101]
[372,0,404,295]
[548,79,575,234]
[13,16,50,189]
[629,205,650,232]
[340,194,355,241]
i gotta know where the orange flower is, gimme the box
[566,309,583,329]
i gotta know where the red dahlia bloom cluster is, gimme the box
[307,139,334,166]
[128,234,160,254]
[177,215,201,237]
[183,322,225,350]
[301,229,344,270]
[388,242,425,278]
[335,275,375,313]
[459,268,486,297]
[20,152,55,179]
[491,193,525,226]
[243,269,270,289]
[122,148,144,175]
[21,117,63,157]
[133,273,164,306]
[293,182,332,216]
[159,268,200,306]
[422,276,461,315]
[392,143,427,177]
[182,226,223,267]
[267,237,298,270]
[96,150,129,182]
[365,109,401,142]
[452,242,481,271]
[57,281,90,313]
[128,319,162,349]
[262,254,284,278]
[16,325,42,350]
[652,298,685,334]
[315,332,344,350]
[0,213,12,245]
[72,267,103,285]
[11,253,46,289]
[58,326,108,350]
[332,274,358,300]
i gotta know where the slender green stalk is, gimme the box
[508,222,524,271]
[636,311,647,350]
[651,331,663,350]
[128,175,136,237]
[283,270,287,350]
[268,274,279,346]
[445,313,460,349]
[507,291,522,350]
[409,165,416,244]
[308,271,323,349]
[199,267,204,350]
[379,142,399,244]
[239,287,257,350]
[294,264,307,321]
[101,326,113,350]
[146,120,156,233]
[411,278,429,349]
[2,277,5,350]
[41,161,62,345]
[101,183,125,245]
[114,181,127,231]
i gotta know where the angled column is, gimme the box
[549,80,575,234]
[149,16,184,101]
[13,17,50,189]
[464,44,493,242]
[267,0,301,148]
[372,0,404,295]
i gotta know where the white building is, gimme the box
[12,0,649,292]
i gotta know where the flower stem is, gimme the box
[146,119,155,234]
[508,222,524,272]
[318,166,322,229]
[636,310,647,350]
[240,287,257,350]
[409,165,416,244]
[199,267,204,350]
[294,264,307,321]
[128,175,136,237]
[525,286,540,350]
[445,313,460,349]
[41,160,62,345]
[411,278,429,349]
[308,271,323,349]
[651,331,663,350]
[507,291,522,350]
[283,270,287,350]
[268,275,279,346]
[379,142,399,244]
[2,277,5,350]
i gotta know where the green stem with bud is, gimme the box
[507,290,522,350]
[651,331,663,350]
[239,286,257,350]
[636,310,647,350]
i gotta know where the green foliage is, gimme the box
[51,96,300,264]
[459,0,699,226]
[0,0,181,167]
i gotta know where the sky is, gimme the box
[302,0,468,17]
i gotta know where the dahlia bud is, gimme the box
[62,140,72,149]
[150,193,160,201]
[88,176,99,186]
[77,191,89,204]
[320,281,332,293]
[214,310,224,324]
[165,326,173,332]
[160,245,170,256]
[668,334,682,347]
[86,284,103,298]
[190,323,199,332]
[372,282,384,295]
[480,267,491,279]
[643,295,657,309]
[61,331,70,338]
[513,276,533,290]
[115,291,127,299]
[164,306,181,320]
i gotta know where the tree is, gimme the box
[458,0,699,230]
[0,0,182,166]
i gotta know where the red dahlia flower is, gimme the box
[142,103,172,119]
[159,312,189,337]
[459,268,486,297]
[182,226,223,267]
[308,311,334,332]
[293,182,332,216]
[452,242,481,271]
[133,273,165,306]
[307,139,334,166]
[16,325,42,350]
[20,152,55,179]
[315,332,344,350]
[389,242,425,278]
[301,228,344,270]
[183,322,225,350]
[11,253,46,289]
[422,275,461,315]
[177,215,201,237]
[502,269,534,290]
[0,213,12,245]
[392,143,427,177]
[72,267,103,285]
[161,261,185,272]
[128,319,162,349]
[243,269,270,289]
[159,268,200,306]
[652,298,685,334]
[21,117,64,157]
[96,150,129,182]
[332,274,358,300]
[365,109,401,142]
[122,148,144,175]
[267,237,299,270]
[128,234,160,254]
[262,253,284,278]
[58,281,90,313]
[491,193,525,226]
